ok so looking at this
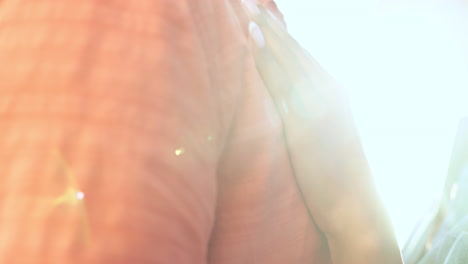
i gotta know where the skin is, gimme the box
[0,0,334,263]
[0,1,219,263]
[245,3,404,264]
[0,0,399,262]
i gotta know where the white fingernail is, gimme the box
[242,0,260,15]
[249,21,265,48]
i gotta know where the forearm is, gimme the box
[325,195,403,264]
[328,230,402,264]
[291,155,402,263]
[286,111,402,263]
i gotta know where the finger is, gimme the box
[256,10,350,122]
[244,3,332,111]
[242,1,338,93]
[261,14,337,98]
[241,0,294,49]
[248,21,292,117]
[242,1,311,111]
[242,1,306,75]
[258,10,332,84]
[245,3,348,124]
[258,17,308,81]
[248,22,326,130]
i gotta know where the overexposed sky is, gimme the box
[276,0,468,246]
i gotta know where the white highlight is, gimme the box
[76,191,85,200]
[277,0,468,246]
[450,184,459,201]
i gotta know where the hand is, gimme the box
[243,0,369,234]
[243,1,403,263]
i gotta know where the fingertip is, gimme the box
[264,1,287,29]
[242,0,261,16]
[249,21,265,48]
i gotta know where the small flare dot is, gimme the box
[175,148,185,156]
[76,191,85,200]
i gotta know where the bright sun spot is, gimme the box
[175,148,185,156]
[76,191,85,200]
[277,0,468,246]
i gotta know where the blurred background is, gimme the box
[275,0,468,246]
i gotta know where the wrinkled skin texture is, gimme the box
[0,0,330,263]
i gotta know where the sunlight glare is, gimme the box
[276,0,468,246]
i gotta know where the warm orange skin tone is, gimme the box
[0,1,332,263]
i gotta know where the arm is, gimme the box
[0,0,218,262]
[244,2,403,263]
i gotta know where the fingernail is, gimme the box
[242,0,260,15]
[249,21,265,48]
